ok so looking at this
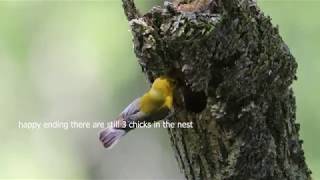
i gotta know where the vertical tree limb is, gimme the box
[122,0,140,21]
[122,0,311,179]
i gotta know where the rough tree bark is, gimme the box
[122,0,311,179]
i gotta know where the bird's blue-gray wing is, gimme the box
[120,98,141,117]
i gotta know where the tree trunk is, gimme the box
[122,0,311,179]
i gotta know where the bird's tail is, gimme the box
[99,128,127,149]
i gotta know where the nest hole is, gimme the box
[183,87,207,113]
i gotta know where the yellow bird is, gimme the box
[99,76,175,149]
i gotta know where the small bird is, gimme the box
[99,76,175,149]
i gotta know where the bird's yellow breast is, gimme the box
[139,77,174,114]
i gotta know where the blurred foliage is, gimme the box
[0,0,319,179]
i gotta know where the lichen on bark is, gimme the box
[122,0,311,179]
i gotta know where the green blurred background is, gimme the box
[0,0,319,179]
